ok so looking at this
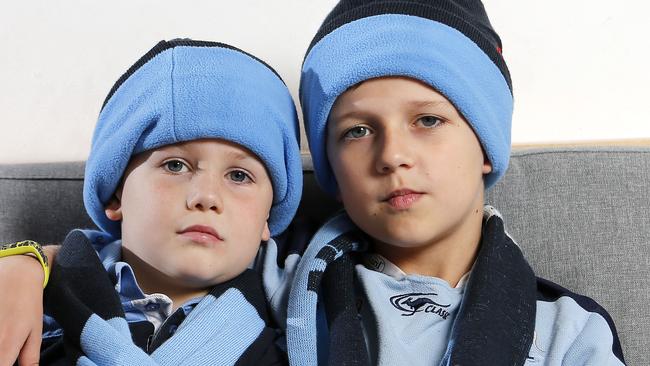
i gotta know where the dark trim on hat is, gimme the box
[101,39,285,111]
[305,1,512,92]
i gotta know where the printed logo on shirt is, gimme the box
[390,293,451,319]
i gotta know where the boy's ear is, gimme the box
[104,194,122,222]
[261,221,271,242]
[482,152,493,174]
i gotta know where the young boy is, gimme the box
[1,39,301,365]
[285,0,626,365]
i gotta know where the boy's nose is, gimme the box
[186,172,223,213]
[375,129,415,174]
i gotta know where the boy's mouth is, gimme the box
[178,225,224,244]
[383,189,423,210]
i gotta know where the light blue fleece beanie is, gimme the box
[84,39,302,238]
[300,2,514,196]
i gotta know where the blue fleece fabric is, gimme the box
[84,45,302,237]
[300,14,513,195]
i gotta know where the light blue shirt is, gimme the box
[357,253,468,366]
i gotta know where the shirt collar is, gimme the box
[96,239,149,301]
[362,253,471,289]
[87,235,203,332]
[95,239,204,309]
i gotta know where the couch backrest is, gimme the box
[1,147,648,365]
[486,148,649,366]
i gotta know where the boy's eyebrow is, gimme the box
[155,145,189,156]
[156,145,256,162]
[332,99,452,123]
[406,100,451,109]
[331,110,375,124]
[224,149,256,161]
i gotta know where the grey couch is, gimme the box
[1,147,648,365]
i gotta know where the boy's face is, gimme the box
[326,77,491,250]
[105,139,273,289]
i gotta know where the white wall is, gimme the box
[1,0,648,164]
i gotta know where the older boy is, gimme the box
[286,0,626,365]
[1,39,301,365]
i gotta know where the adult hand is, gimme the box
[0,254,44,366]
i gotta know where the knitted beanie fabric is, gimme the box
[300,0,513,195]
[84,39,302,237]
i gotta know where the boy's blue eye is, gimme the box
[418,116,442,127]
[344,126,370,139]
[229,170,251,183]
[165,160,187,173]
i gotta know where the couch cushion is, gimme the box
[486,147,650,365]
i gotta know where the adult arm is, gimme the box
[0,245,59,366]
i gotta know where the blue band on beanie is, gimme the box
[300,14,513,196]
[85,45,302,237]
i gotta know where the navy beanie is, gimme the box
[84,39,302,238]
[300,0,513,196]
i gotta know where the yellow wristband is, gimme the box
[0,240,50,288]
